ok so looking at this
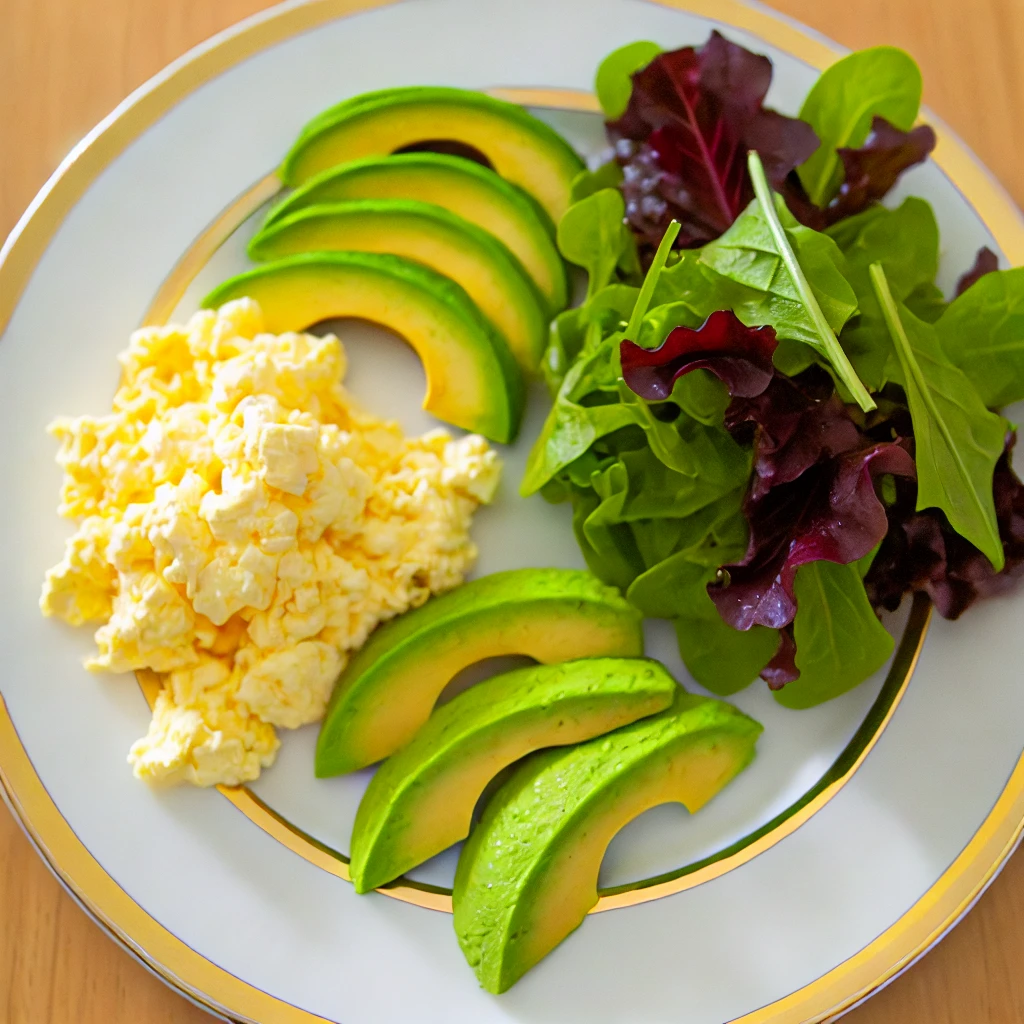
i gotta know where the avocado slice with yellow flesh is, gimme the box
[201,252,523,444]
[349,657,676,893]
[248,200,548,372]
[263,155,568,314]
[315,569,644,777]
[281,87,584,223]
[453,689,762,994]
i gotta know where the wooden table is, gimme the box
[2,0,1024,1020]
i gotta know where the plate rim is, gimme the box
[2,0,1024,1021]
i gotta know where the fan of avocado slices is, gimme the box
[525,35,1024,708]
[206,86,583,446]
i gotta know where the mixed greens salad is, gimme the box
[525,35,1024,708]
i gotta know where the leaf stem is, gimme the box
[626,219,681,340]
[746,150,875,412]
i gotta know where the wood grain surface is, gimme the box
[2,0,1024,1021]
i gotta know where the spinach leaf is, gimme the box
[797,46,923,206]
[830,197,940,389]
[904,282,947,323]
[520,372,636,495]
[774,560,894,709]
[542,284,639,394]
[870,263,1007,569]
[595,40,663,119]
[936,267,1024,408]
[701,153,872,410]
[626,493,778,694]
[557,188,637,299]
[675,614,781,696]
[571,483,644,591]
[570,161,625,203]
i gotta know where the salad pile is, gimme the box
[525,36,1024,708]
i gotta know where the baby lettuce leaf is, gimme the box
[595,40,663,119]
[710,429,914,630]
[543,284,639,395]
[866,436,1024,619]
[796,46,922,206]
[569,161,626,203]
[870,263,1007,569]
[936,266,1024,408]
[621,309,778,400]
[726,371,861,500]
[955,247,999,297]
[557,188,638,299]
[828,197,940,390]
[773,560,895,708]
[701,153,873,411]
[824,118,936,225]
[608,31,819,249]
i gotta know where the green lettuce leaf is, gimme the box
[870,263,1006,569]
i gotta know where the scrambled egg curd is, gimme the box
[41,300,500,787]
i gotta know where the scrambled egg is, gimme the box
[41,300,500,787]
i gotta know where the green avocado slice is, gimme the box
[201,252,523,444]
[349,657,676,894]
[248,199,548,372]
[263,154,568,313]
[315,569,644,777]
[280,87,585,223]
[453,689,762,993]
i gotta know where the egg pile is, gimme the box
[40,299,500,787]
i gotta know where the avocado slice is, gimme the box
[263,154,569,313]
[281,87,585,223]
[201,252,523,444]
[248,200,548,372]
[349,657,676,893]
[453,689,762,993]
[315,569,644,777]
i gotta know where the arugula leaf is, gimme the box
[829,197,940,389]
[796,46,922,206]
[936,267,1024,408]
[595,40,662,119]
[625,220,681,337]
[557,188,637,299]
[870,263,1007,569]
[701,153,872,410]
[773,560,895,709]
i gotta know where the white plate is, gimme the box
[2,1,1024,1022]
